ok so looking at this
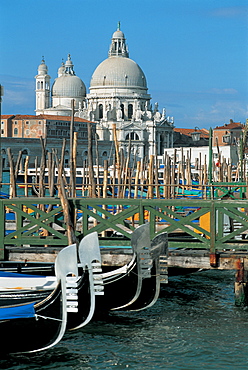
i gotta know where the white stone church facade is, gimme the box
[35,25,174,162]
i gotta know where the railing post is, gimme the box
[209,200,218,267]
[0,200,4,259]
[82,201,89,235]
[149,204,156,239]
[15,202,24,247]
[139,199,144,226]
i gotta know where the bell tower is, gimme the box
[35,57,51,115]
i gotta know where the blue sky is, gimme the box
[1,0,247,128]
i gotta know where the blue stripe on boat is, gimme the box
[0,302,36,320]
[0,271,47,278]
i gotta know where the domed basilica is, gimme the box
[35,24,174,160]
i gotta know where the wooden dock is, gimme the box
[2,196,248,306]
[5,245,248,270]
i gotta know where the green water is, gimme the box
[1,270,248,369]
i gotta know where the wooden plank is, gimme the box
[5,246,133,266]
[168,250,248,270]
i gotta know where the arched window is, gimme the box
[37,81,40,89]
[120,104,124,119]
[41,81,43,89]
[102,151,108,157]
[158,133,164,155]
[128,104,133,119]
[22,149,28,155]
[14,128,18,136]
[125,132,140,141]
[99,104,103,119]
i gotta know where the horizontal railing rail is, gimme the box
[3,180,247,199]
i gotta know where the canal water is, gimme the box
[1,269,248,369]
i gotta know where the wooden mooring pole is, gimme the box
[235,258,248,307]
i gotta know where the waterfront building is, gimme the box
[160,145,239,170]
[1,114,92,140]
[34,24,174,162]
[1,114,95,169]
[161,120,244,169]
[213,119,244,147]
[173,128,209,147]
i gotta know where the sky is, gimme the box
[1,0,248,129]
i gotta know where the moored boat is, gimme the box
[91,223,167,313]
[0,243,79,354]
[0,224,167,328]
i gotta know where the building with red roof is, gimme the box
[213,119,244,147]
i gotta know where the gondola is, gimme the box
[0,233,104,335]
[0,243,80,354]
[78,223,168,313]
[0,224,167,323]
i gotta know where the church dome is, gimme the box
[52,75,86,98]
[90,56,147,89]
[52,54,86,98]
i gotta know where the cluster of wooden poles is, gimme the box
[4,122,247,202]
[3,98,247,202]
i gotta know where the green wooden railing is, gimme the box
[1,197,248,260]
[211,182,246,199]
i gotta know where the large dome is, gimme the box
[90,56,147,89]
[52,75,86,98]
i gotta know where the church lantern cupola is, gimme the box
[108,22,129,58]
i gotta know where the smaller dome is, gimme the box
[38,58,48,75]
[112,30,125,39]
[52,75,86,98]
[52,54,85,98]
